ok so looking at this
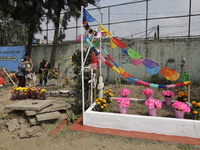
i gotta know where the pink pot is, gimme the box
[175,109,184,119]
[119,107,127,114]
[148,108,157,116]
[165,97,172,105]
[146,94,153,101]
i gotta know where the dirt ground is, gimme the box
[0,84,200,150]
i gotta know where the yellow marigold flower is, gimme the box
[191,101,196,105]
[103,100,106,103]
[69,63,71,65]
[106,91,108,93]
[196,103,200,107]
[178,95,182,98]
[103,92,106,94]
[105,107,108,110]
[70,56,72,59]
[183,98,187,101]
[109,93,112,96]
[193,111,198,114]
[111,94,114,97]
[95,99,98,102]
[101,106,104,109]
[110,99,112,102]
[104,96,107,98]
[97,102,100,105]
[98,97,102,100]
[109,89,112,92]
[53,70,55,72]
[61,55,63,57]
[103,104,107,107]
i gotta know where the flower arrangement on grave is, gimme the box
[103,89,113,103]
[162,90,174,98]
[30,87,39,99]
[66,77,70,85]
[191,101,200,120]
[52,67,58,79]
[143,88,154,96]
[120,88,131,97]
[38,88,46,100]
[9,73,17,83]
[95,98,108,112]
[145,99,162,110]
[176,91,188,103]
[116,97,130,108]
[172,101,190,113]
[11,87,28,100]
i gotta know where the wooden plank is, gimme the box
[4,100,54,111]
[36,111,60,122]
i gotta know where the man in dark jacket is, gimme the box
[39,58,51,85]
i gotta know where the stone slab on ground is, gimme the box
[36,111,60,122]
[24,101,71,116]
[25,126,41,136]
[0,120,7,129]
[7,119,19,132]
[18,130,42,139]
[4,100,54,111]
[19,119,29,130]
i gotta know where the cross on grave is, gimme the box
[97,76,104,98]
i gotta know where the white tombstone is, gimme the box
[97,76,104,98]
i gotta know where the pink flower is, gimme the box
[162,90,174,97]
[172,101,190,113]
[145,99,162,110]
[143,88,154,96]
[120,88,131,97]
[116,97,130,108]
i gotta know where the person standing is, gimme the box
[15,61,31,87]
[20,53,33,86]
[39,58,51,85]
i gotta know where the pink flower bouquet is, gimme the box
[172,101,190,113]
[120,88,131,97]
[143,88,153,96]
[116,97,130,108]
[145,99,162,110]
[162,90,174,97]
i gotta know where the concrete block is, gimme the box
[36,111,60,122]
[25,126,41,136]
[5,100,54,111]
[28,117,39,126]
[59,113,68,120]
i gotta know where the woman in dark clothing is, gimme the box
[15,61,31,87]
[39,58,51,85]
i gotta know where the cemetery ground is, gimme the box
[0,84,200,150]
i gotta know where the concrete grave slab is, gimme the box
[36,111,60,122]
[0,104,4,112]
[4,100,54,111]
[24,102,71,116]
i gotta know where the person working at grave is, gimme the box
[39,58,51,85]
[15,61,31,87]
[20,53,33,86]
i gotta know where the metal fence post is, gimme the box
[146,0,148,39]
[108,6,110,32]
[188,0,191,38]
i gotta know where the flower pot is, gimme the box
[119,107,127,114]
[146,94,153,101]
[165,97,172,105]
[175,109,184,119]
[148,108,157,116]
